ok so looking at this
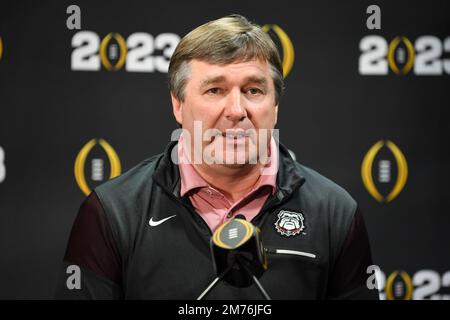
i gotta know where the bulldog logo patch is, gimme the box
[274,210,305,237]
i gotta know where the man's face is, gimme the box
[171,58,278,169]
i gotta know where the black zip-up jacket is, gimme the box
[56,141,379,299]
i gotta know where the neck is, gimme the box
[193,163,264,202]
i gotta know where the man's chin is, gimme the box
[218,162,249,169]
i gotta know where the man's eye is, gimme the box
[206,88,221,94]
[247,88,264,95]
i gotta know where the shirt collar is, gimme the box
[178,133,278,197]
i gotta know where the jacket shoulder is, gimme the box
[95,153,162,203]
[91,154,163,256]
[295,162,357,214]
[293,162,358,258]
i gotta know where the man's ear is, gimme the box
[171,92,183,125]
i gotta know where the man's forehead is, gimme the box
[199,74,268,88]
[190,59,271,83]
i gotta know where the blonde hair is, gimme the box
[168,14,284,103]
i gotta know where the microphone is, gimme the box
[197,214,271,300]
[211,216,267,287]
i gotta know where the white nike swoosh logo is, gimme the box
[149,215,177,227]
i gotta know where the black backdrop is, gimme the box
[0,0,449,299]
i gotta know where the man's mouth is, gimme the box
[224,131,247,139]
[207,129,256,145]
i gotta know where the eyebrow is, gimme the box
[199,75,268,89]
[199,76,227,89]
[244,76,268,87]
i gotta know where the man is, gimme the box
[56,15,379,299]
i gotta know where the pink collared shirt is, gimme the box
[178,135,278,233]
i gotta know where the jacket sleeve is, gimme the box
[327,207,380,300]
[55,192,123,299]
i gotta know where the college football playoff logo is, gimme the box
[274,210,305,237]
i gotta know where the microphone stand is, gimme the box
[196,256,271,300]
[236,255,271,300]
[197,264,233,300]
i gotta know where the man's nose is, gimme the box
[224,89,247,123]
